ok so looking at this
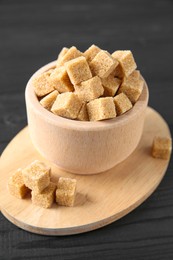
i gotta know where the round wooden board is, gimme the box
[0,107,171,236]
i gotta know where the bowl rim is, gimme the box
[25,61,149,131]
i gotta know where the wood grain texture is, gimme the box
[0,0,173,259]
[0,108,171,235]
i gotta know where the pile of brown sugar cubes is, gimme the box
[8,160,77,208]
[33,45,144,121]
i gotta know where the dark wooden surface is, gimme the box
[0,0,173,259]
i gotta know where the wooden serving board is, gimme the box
[0,107,171,236]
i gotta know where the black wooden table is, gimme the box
[0,0,173,259]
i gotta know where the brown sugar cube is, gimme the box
[87,97,116,121]
[51,92,82,119]
[65,56,92,85]
[114,93,132,116]
[77,103,89,121]
[101,75,121,96]
[111,64,124,79]
[56,190,75,207]
[31,182,56,208]
[58,46,83,66]
[128,70,141,81]
[50,67,74,93]
[40,90,59,110]
[8,169,30,199]
[33,72,55,97]
[118,76,144,104]
[75,76,104,102]
[57,177,77,190]
[122,70,141,86]
[22,160,50,193]
[112,50,137,77]
[57,47,69,64]
[152,137,172,160]
[84,44,101,63]
[56,177,77,207]
[90,50,118,78]
[58,47,69,59]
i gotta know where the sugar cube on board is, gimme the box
[56,177,77,207]
[22,160,50,193]
[32,182,56,208]
[8,169,30,199]
[152,137,172,160]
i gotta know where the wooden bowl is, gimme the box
[25,61,149,175]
